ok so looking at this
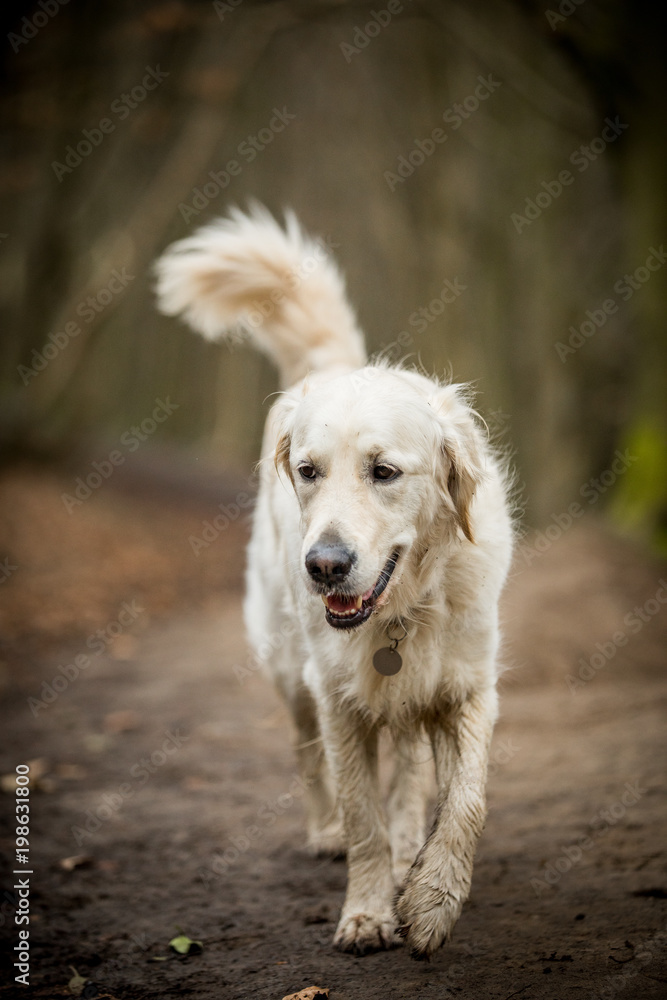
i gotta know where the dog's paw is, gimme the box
[333,911,400,955]
[394,875,463,959]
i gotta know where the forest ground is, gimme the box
[0,460,665,1000]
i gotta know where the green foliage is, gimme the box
[611,419,667,553]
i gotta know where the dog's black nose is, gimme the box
[305,541,355,585]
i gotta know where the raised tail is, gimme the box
[154,203,367,387]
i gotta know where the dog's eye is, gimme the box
[373,464,401,482]
[298,464,317,481]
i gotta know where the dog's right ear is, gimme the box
[271,393,298,489]
[274,428,294,486]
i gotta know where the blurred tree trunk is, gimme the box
[524,0,667,545]
[0,0,663,541]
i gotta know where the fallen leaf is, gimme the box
[60,855,94,872]
[169,933,203,956]
[282,988,330,1000]
[67,966,88,995]
[0,773,17,794]
[1,759,50,793]
[26,757,49,780]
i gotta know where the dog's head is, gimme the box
[273,366,485,629]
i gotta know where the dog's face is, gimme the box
[275,367,482,629]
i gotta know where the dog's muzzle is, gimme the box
[312,549,401,630]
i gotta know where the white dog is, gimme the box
[154,205,514,959]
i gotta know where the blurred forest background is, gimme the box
[1,8,666,995]
[0,0,665,540]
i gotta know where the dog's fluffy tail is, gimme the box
[154,204,367,387]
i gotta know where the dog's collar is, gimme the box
[373,620,408,676]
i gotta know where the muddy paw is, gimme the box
[333,911,400,955]
[394,878,462,959]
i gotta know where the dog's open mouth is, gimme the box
[321,550,400,630]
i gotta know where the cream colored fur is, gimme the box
[155,205,514,959]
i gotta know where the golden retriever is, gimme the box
[154,205,513,959]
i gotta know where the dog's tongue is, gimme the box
[325,594,362,614]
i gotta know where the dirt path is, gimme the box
[0,466,666,999]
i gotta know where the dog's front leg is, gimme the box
[318,702,399,955]
[395,686,497,959]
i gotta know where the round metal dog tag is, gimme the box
[373,646,403,676]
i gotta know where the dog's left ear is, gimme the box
[430,384,485,543]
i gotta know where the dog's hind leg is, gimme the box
[290,682,345,856]
[387,728,434,885]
